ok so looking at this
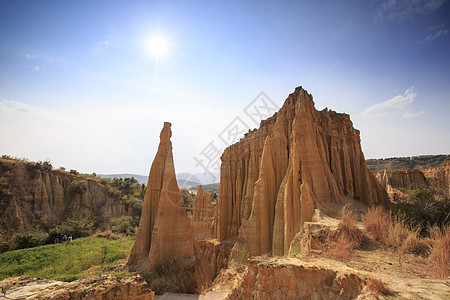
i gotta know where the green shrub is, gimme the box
[68,180,87,196]
[392,189,450,228]
[13,231,49,250]
[56,217,95,238]
[111,216,138,235]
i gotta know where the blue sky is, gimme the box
[1,0,449,177]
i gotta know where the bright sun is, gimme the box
[145,33,171,60]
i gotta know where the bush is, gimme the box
[13,231,49,250]
[68,180,87,196]
[428,225,449,278]
[364,207,414,249]
[56,217,95,238]
[324,206,364,259]
[111,216,137,235]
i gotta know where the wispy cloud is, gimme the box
[23,53,64,71]
[93,40,111,53]
[424,28,448,41]
[362,86,424,118]
[372,0,446,22]
[402,109,425,118]
[25,53,39,60]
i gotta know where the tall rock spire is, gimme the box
[128,122,195,273]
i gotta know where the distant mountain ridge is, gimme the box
[366,154,450,173]
[98,172,220,189]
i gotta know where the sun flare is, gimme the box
[145,33,171,60]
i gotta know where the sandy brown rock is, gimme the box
[0,159,133,233]
[216,86,388,256]
[128,122,195,273]
[127,123,213,292]
[375,162,450,197]
[0,274,154,300]
[192,186,214,240]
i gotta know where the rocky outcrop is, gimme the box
[376,169,428,193]
[127,123,213,291]
[197,239,234,276]
[422,162,450,196]
[375,162,450,197]
[0,159,134,232]
[192,186,214,240]
[0,274,154,300]
[227,257,368,300]
[128,122,196,273]
[216,86,388,256]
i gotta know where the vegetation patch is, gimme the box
[0,237,133,281]
[324,206,364,260]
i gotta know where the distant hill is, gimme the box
[366,154,450,173]
[190,183,220,194]
[98,172,220,189]
[98,173,148,184]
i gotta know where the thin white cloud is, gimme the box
[25,53,39,60]
[402,110,425,118]
[373,0,446,21]
[424,28,448,41]
[93,40,111,53]
[23,53,64,71]
[362,86,424,118]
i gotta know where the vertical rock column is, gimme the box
[127,122,195,274]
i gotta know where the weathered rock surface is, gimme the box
[128,122,196,273]
[226,257,368,300]
[0,159,134,232]
[0,274,154,300]
[375,162,450,196]
[216,86,388,256]
[127,123,213,292]
[192,186,214,240]
[197,239,235,277]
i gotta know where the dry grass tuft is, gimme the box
[324,205,363,259]
[402,228,430,257]
[428,225,450,278]
[367,278,393,297]
[363,207,419,250]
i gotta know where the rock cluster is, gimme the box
[376,162,450,196]
[0,274,154,300]
[215,87,388,256]
[0,161,133,232]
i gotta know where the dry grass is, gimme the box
[428,225,450,278]
[364,207,449,277]
[324,206,363,260]
[402,229,430,257]
[363,207,419,250]
[367,278,393,297]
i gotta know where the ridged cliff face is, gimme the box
[215,87,388,256]
[376,162,450,196]
[0,160,133,232]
